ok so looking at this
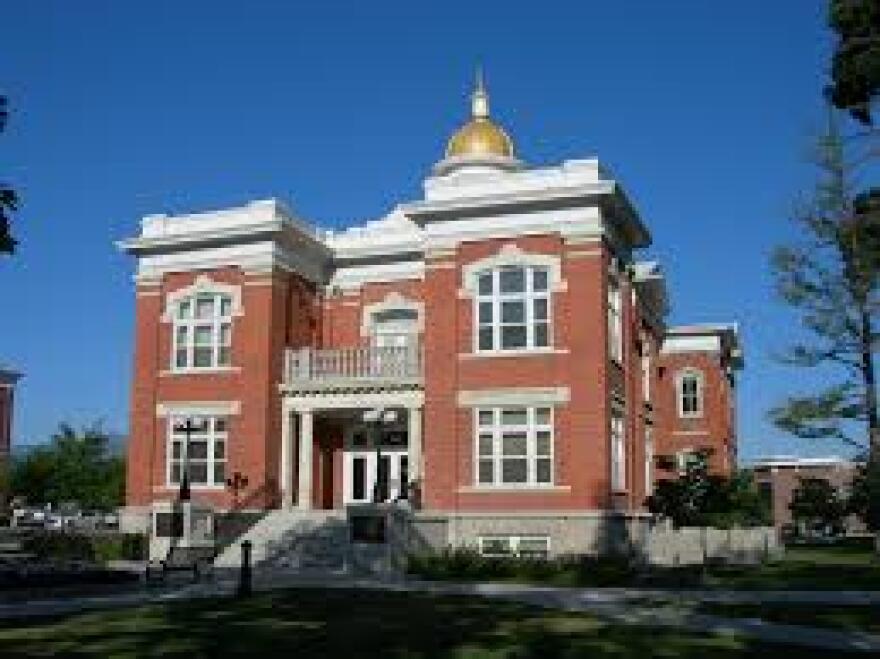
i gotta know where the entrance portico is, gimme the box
[279,388,424,511]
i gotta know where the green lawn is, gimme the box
[0,587,871,658]
[699,602,880,636]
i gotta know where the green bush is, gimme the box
[21,532,147,563]
[406,548,641,587]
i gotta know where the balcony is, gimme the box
[283,343,423,391]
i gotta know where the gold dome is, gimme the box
[444,71,515,159]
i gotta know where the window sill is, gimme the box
[160,366,241,377]
[460,348,569,360]
[457,485,571,494]
[153,485,226,492]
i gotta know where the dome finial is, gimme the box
[472,66,489,119]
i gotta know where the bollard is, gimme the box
[237,539,252,598]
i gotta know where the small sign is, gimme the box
[350,514,386,544]
[155,511,184,538]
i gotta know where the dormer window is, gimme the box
[172,293,233,370]
[476,265,550,352]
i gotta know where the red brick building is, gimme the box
[119,79,743,554]
[751,457,865,535]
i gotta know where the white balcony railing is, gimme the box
[284,343,423,385]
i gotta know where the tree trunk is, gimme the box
[860,306,880,462]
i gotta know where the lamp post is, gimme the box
[174,417,205,502]
[363,408,397,503]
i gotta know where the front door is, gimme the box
[344,449,409,504]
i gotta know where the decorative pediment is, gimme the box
[361,291,424,336]
[161,275,244,322]
[460,243,564,296]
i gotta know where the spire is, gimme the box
[471,66,489,119]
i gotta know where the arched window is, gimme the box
[172,292,233,369]
[677,369,703,418]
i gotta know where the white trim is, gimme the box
[360,292,425,336]
[461,244,564,295]
[676,368,704,419]
[457,387,569,407]
[478,534,550,558]
[459,485,570,494]
[162,275,243,322]
[159,366,241,377]
[458,348,569,360]
[474,406,555,487]
[165,415,229,489]
[156,401,241,417]
[282,390,424,412]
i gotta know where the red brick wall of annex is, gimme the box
[126,266,316,510]
[655,351,735,476]
[421,235,627,513]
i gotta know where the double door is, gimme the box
[344,449,409,504]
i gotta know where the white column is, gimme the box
[408,406,423,482]
[280,406,294,509]
[297,409,314,510]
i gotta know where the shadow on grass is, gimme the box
[0,588,871,658]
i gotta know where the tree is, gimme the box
[849,459,880,530]
[0,95,18,254]
[647,451,770,528]
[826,0,880,125]
[789,477,847,536]
[9,423,125,511]
[769,117,880,460]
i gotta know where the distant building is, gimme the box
[0,365,22,467]
[750,456,864,535]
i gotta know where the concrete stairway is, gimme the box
[213,509,349,573]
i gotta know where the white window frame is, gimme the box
[608,276,623,363]
[474,406,554,487]
[644,426,654,496]
[676,369,704,418]
[171,292,234,371]
[610,408,626,492]
[478,535,550,559]
[474,265,551,353]
[640,335,652,403]
[166,415,228,489]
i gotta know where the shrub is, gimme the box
[21,531,147,563]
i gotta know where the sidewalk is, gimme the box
[1,573,878,653]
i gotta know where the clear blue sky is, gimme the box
[0,1,858,461]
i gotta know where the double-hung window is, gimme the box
[678,370,703,418]
[476,265,550,352]
[167,416,228,487]
[610,409,626,492]
[476,407,553,486]
[607,277,623,362]
[172,293,233,369]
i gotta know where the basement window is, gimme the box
[478,535,550,559]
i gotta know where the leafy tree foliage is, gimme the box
[789,477,848,535]
[9,424,124,511]
[826,0,880,125]
[769,118,880,456]
[647,451,770,528]
[849,459,880,530]
[0,95,18,255]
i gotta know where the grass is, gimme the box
[700,602,880,636]
[0,587,872,658]
[407,540,880,591]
